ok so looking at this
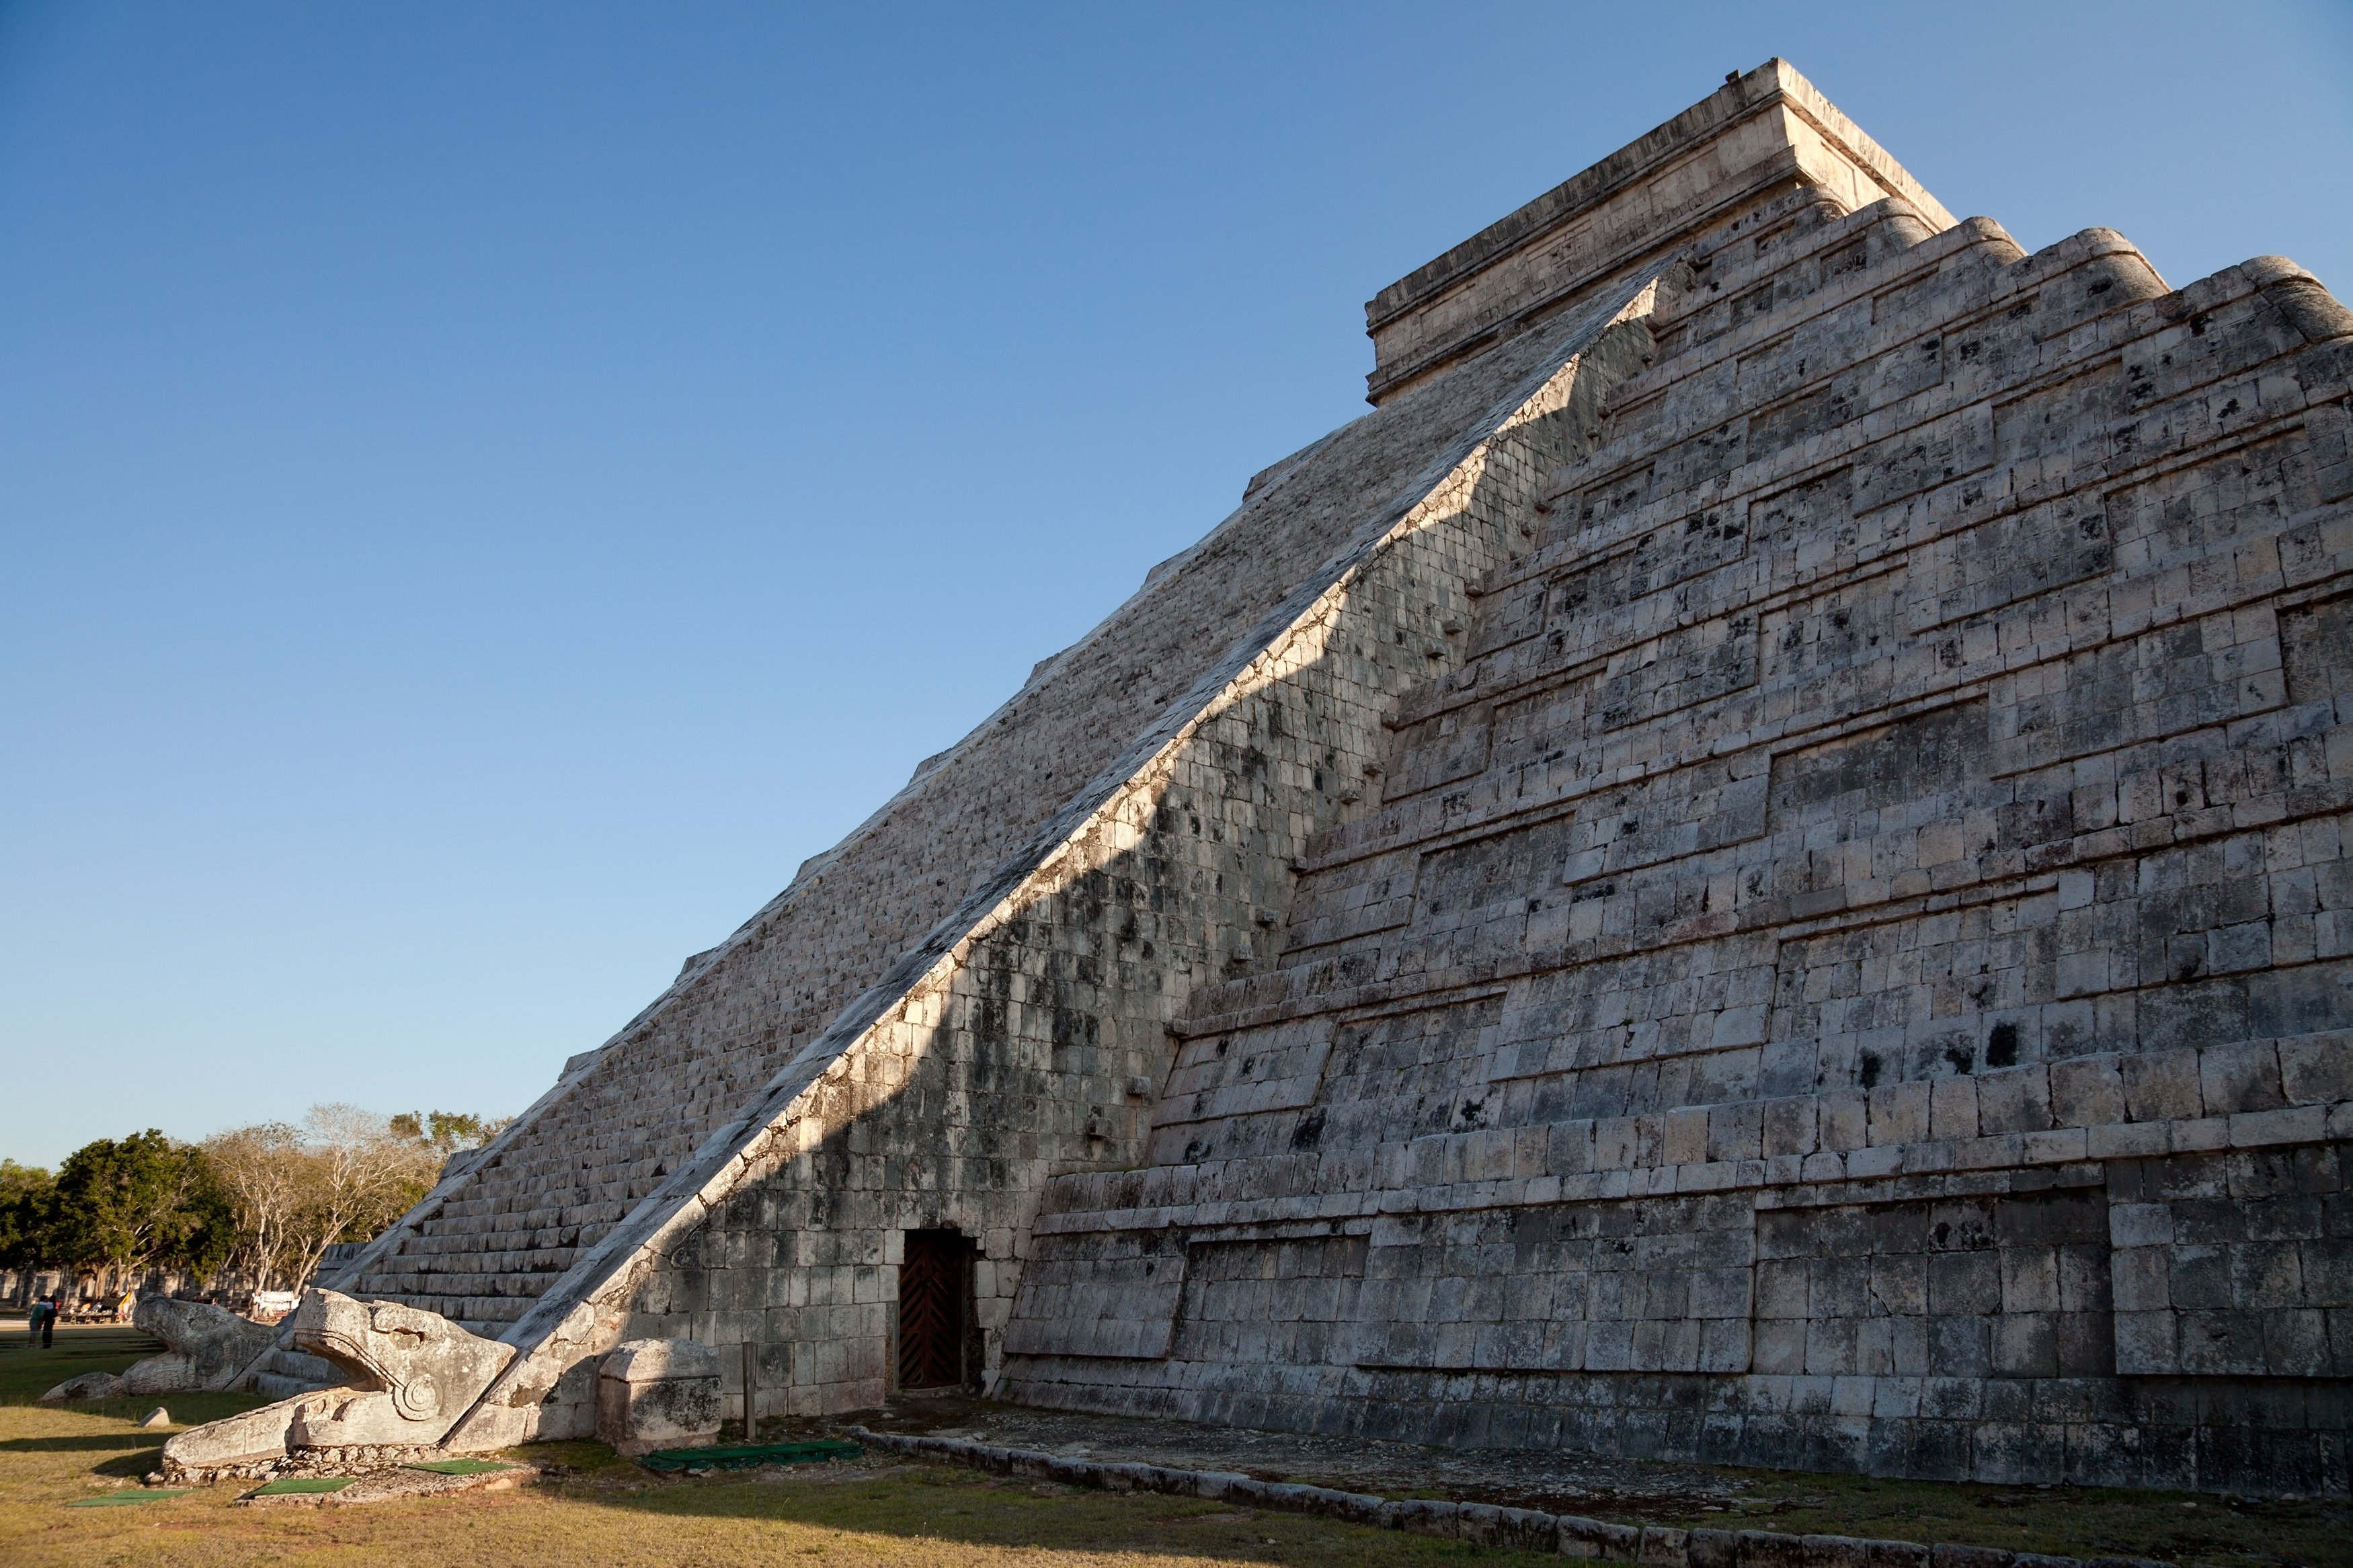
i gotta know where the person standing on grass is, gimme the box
[25,1295,50,1348]
[39,1294,58,1348]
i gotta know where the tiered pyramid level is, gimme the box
[341,317,1574,1333]
[1001,190,2353,1489]
[325,62,2353,1494]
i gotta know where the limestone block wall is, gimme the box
[553,295,1662,1431]
[403,263,1688,1446]
[1002,190,2353,1495]
[335,265,1640,1339]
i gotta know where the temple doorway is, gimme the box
[897,1228,975,1391]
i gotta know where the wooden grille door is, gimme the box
[898,1229,966,1389]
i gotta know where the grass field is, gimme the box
[0,1324,1549,1568]
[1,1320,2344,1567]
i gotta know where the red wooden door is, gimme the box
[898,1231,965,1389]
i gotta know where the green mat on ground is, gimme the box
[403,1458,512,1476]
[66,1488,194,1508]
[640,1438,863,1472]
[250,1476,355,1495]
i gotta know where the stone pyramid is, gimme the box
[325,60,2353,1494]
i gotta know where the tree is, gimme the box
[199,1123,310,1290]
[19,1104,506,1296]
[0,1160,55,1271]
[45,1132,227,1291]
[282,1104,443,1288]
[388,1110,510,1153]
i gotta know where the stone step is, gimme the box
[251,1371,321,1401]
[245,1344,343,1400]
[261,1347,338,1381]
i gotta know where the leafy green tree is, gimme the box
[199,1105,507,1291]
[179,1161,235,1278]
[0,1159,56,1271]
[388,1110,509,1152]
[46,1131,229,1290]
[10,1107,509,1295]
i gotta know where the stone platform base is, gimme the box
[235,1462,537,1507]
[839,1423,2171,1568]
[157,1442,445,1486]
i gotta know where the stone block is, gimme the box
[2048,1057,2126,1128]
[2279,1034,2353,1105]
[1929,1546,2014,1568]
[1869,1083,1932,1146]
[1560,1515,1644,1559]
[2120,1051,2201,1122]
[1640,1525,1691,1564]
[2201,1043,2286,1116]
[1687,1528,1741,1568]
[597,1338,725,1456]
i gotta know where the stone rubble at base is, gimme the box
[229,1461,539,1508]
[215,58,2353,1497]
[159,1442,448,1487]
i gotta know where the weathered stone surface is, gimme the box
[39,1370,122,1403]
[320,58,2353,1497]
[284,1290,512,1448]
[117,1295,277,1395]
[160,1290,514,1478]
[596,1337,723,1456]
[982,60,2353,1497]
[1362,60,1955,405]
[161,1397,322,1479]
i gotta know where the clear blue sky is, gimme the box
[4,1,2348,1169]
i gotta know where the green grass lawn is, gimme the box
[0,1323,1549,1568]
[1,1319,2344,1567]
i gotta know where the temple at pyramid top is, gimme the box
[1363,58,1957,403]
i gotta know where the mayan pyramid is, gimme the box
[323,60,2353,1493]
